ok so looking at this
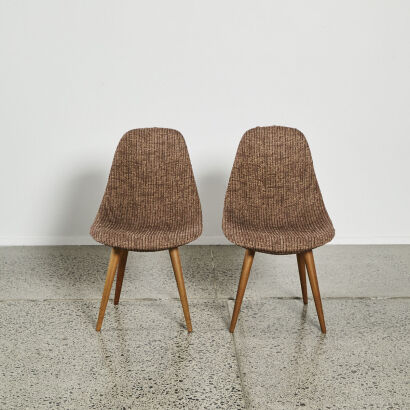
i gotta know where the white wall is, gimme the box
[1,0,409,245]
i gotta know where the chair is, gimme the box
[90,128,202,332]
[223,126,335,333]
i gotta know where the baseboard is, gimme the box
[0,236,97,246]
[1,235,410,246]
[0,235,231,246]
[329,236,410,245]
[193,236,410,245]
[190,236,231,245]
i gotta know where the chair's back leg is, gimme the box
[296,253,308,304]
[114,249,128,305]
[96,247,121,331]
[229,249,255,333]
[303,250,326,333]
[169,247,193,333]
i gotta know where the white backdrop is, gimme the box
[1,0,409,245]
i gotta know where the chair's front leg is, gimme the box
[169,247,193,333]
[96,247,121,331]
[229,248,255,333]
[303,250,326,333]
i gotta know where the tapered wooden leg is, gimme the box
[296,253,308,305]
[114,249,128,305]
[169,247,192,333]
[303,250,326,333]
[229,249,255,333]
[96,248,121,331]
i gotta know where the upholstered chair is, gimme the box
[223,126,334,333]
[91,128,202,332]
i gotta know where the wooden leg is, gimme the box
[114,249,128,305]
[169,247,193,333]
[296,253,308,305]
[303,250,326,334]
[96,248,121,331]
[229,249,255,333]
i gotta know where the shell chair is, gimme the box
[90,128,202,332]
[223,126,335,333]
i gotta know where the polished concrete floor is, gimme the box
[0,245,409,409]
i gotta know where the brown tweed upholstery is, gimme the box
[90,128,202,251]
[223,126,334,255]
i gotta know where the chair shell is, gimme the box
[223,126,334,255]
[91,127,202,251]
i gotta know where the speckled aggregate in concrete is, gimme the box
[228,298,410,409]
[0,246,215,300]
[211,245,410,298]
[0,300,244,409]
[0,245,409,409]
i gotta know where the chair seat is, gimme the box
[223,218,335,255]
[90,223,202,252]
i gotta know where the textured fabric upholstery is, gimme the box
[223,126,334,254]
[90,128,202,251]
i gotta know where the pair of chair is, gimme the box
[90,126,335,334]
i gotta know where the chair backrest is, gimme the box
[223,126,332,230]
[94,128,202,230]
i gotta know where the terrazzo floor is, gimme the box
[0,245,409,409]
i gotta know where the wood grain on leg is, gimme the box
[114,249,128,305]
[296,253,308,305]
[169,247,193,333]
[304,250,326,333]
[96,248,121,331]
[229,249,255,333]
